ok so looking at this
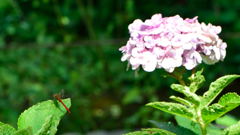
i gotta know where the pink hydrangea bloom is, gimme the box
[119,14,227,72]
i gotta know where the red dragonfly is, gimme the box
[53,94,71,114]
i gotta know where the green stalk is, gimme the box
[168,72,186,86]
[194,102,207,135]
[169,69,208,135]
[200,123,207,135]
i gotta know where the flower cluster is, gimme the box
[119,14,227,72]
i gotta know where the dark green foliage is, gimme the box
[1,0,240,45]
[124,128,176,135]
[0,45,173,133]
[1,0,240,134]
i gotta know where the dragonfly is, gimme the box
[53,92,71,114]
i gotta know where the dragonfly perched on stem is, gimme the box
[53,91,71,114]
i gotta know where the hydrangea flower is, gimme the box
[119,14,227,72]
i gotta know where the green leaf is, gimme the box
[124,128,176,135]
[175,116,201,135]
[0,122,5,127]
[0,123,16,135]
[188,69,205,93]
[14,127,33,135]
[147,102,193,120]
[17,98,71,135]
[206,124,223,135]
[37,115,58,135]
[202,75,240,107]
[149,120,196,135]
[224,121,240,135]
[175,116,222,135]
[171,84,186,93]
[216,115,238,127]
[169,96,192,107]
[202,93,240,124]
[218,93,240,105]
[170,84,200,104]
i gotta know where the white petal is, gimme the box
[213,47,221,60]
[121,54,130,61]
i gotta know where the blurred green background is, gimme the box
[0,0,240,134]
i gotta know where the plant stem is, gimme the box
[195,108,207,135]
[168,73,186,86]
[200,123,207,135]
[178,78,186,86]
[169,68,207,135]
